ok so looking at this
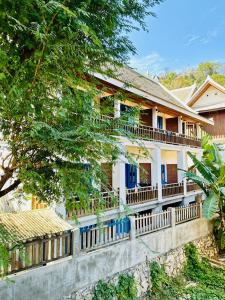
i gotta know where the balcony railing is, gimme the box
[187,182,201,193]
[67,191,119,218]
[162,182,184,198]
[175,203,200,224]
[98,115,201,148]
[126,185,158,205]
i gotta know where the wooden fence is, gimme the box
[5,231,72,275]
[80,218,130,251]
[175,203,200,224]
[135,210,172,236]
[67,191,119,218]
[126,186,158,205]
[162,182,184,198]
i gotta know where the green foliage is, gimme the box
[116,274,137,300]
[93,274,137,300]
[160,61,225,89]
[184,243,225,299]
[0,0,162,203]
[185,137,225,250]
[149,261,184,299]
[149,244,225,300]
[93,280,116,300]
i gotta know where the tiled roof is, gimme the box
[113,66,191,110]
[171,84,196,103]
[0,209,72,242]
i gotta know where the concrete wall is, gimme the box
[0,217,213,300]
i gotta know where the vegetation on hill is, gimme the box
[160,61,225,89]
[150,243,225,300]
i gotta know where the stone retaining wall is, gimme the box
[70,233,218,299]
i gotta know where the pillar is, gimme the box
[129,216,136,240]
[112,146,126,210]
[152,107,158,128]
[151,147,162,201]
[71,228,80,257]
[196,123,201,139]
[178,116,183,134]
[114,99,121,118]
[177,148,187,196]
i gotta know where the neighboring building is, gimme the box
[171,84,196,104]
[172,76,225,158]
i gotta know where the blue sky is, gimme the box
[129,0,225,75]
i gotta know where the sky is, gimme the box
[129,0,225,75]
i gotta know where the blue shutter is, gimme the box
[125,164,137,189]
[161,164,167,184]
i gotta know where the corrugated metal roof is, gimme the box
[0,209,72,242]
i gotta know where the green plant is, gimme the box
[116,274,137,300]
[93,274,137,300]
[93,280,116,300]
[149,261,184,300]
[185,135,225,251]
[148,244,225,300]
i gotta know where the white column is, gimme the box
[196,123,201,139]
[114,99,121,118]
[151,147,162,201]
[112,148,126,210]
[152,107,158,128]
[177,148,187,196]
[71,228,80,256]
[178,116,183,134]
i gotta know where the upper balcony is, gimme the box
[98,114,201,148]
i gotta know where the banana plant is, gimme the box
[185,135,225,251]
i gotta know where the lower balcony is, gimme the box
[66,182,201,219]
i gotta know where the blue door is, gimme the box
[125,164,137,189]
[157,116,163,129]
[161,164,167,184]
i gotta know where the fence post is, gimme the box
[168,207,176,248]
[71,227,80,257]
[129,216,136,240]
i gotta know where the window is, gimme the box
[157,116,163,129]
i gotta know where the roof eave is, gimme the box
[94,72,213,126]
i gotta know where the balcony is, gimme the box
[187,182,201,193]
[66,182,202,218]
[126,185,158,205]
[98,115,201,148]
[67,191,119,219]
[162,182,184,198]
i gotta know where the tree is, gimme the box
[0,0,162,208]
[160,61,225,89]
[185,136,225,251]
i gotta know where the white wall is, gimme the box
[0,217,213,300]
[192,85,225,111]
